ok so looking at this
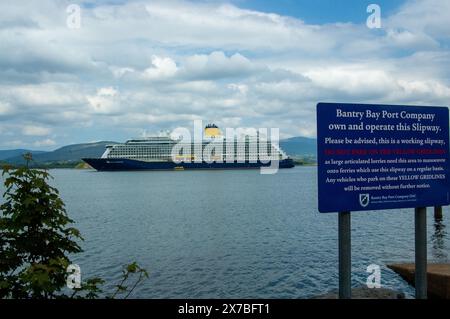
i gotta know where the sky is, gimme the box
[0,0,450,150]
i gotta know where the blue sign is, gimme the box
[317,103,450,213]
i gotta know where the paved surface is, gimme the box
[388,263,450,299]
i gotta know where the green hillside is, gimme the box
[3,142,117,167]
[0,149,46,160]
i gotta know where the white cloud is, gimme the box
[172,81,218,93]
[0,0,450,147]
[304,66,397,97]
[386,0,450,39]
[97,87,118,97]
[394,79,450,103]
[110,66,135,78]
[143,55,178,80]
[0,83,86,119]
[33,138,56,147]
[116,51,262,82]
[385,29,438,49]
[142,2,333,52]
[0,101,13,115]
[228,83,249,95]
[87,87,120,114]
[181,51,262,80]
[22,125,51,136]
[3,140,24,148]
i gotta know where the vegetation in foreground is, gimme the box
[292,156,317,166]
[0,160,86,169]
[0,154,147,298]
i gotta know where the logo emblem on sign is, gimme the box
[359,194,370,207]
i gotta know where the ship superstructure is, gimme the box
[83,125,294,171]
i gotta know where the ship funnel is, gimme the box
[204,124,221,138]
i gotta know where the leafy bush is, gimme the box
[0,155,147,299]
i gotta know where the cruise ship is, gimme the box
[82,124,295,171]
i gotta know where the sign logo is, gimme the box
[359,194,370,207]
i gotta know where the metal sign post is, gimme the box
[414,207,427,299]
[338,211,351,299]
[434,206,443,219]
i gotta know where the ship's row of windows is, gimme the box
[108,145,277,151]
[107,142,283,160]
[110,149,275,152]
[109,145,276,152]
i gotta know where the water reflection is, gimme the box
[431,215,448,261]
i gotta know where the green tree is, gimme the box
[0,154,147,298]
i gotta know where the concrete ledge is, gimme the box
[388,263,450,299]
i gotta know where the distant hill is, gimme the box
[4,141,117,165]
[0,149,46,160]
[280,136,316,157]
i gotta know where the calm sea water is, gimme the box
[3,167,449,298]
